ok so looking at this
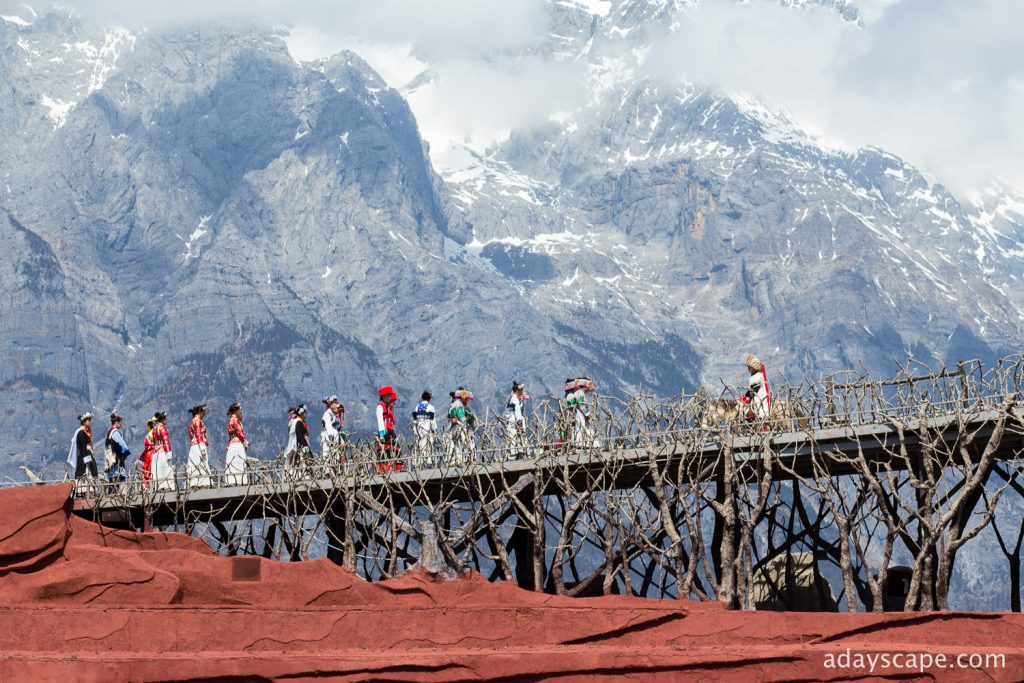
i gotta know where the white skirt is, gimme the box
[152,448,177,491]
[187,444,212,488]
[225,442,248,486]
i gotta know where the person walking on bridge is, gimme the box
[67,412,97,492]
[375,387,401,473]
[739,355,771,424]
[504,381,529,460]
[151,411,176,491]
[411,391,437,469]
[139,417,157,489]
[320,395,341,455]
[225,402,249,486]
[104,412,131,486]
[564,378,597,447]
[186,404,212,488]
[285,405,311,477]
[447,388,475,465]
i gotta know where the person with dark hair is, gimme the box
[320,395,341,454]
[446,388,475,465]
[151,411,176,491]
[139,417,158,489]
[332,402,348,456]
[375,387,401,473]
[104,412,131,485]
[67,413,97,490]
[284,405,310,477]
[225,402,248,486]
[187,404,211,487]
[411,390,437,469]
[504,381,530,460]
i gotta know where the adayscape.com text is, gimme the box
[823,648,1006,674]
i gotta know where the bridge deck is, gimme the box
[73,407,1024,529]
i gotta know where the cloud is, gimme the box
[65,0,548,56]
[65,0,570,166]
[406,57,591,168]
[643,0,1024,194]
[62,0,1024,194]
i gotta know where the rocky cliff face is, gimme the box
[0,5,704,471]
[0,1,1021,476]
[434,0,1023,387]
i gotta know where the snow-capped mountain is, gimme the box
[416,0,1023,382]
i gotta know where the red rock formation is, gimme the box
[0,484,1020,681]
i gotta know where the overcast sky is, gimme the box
[62,0,1024,196]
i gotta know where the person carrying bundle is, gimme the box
[739,355,771,422]
[564,377,597,447]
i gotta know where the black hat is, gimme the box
[189,404,207,416]
[154,411,167,422]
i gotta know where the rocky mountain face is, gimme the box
[428,0,1023,388]
[0,0,1021,476]
[0,4,705,473]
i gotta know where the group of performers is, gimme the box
[67,356,770,489]
[69,402,248,490]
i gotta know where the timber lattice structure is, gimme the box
[69,357,1024,611]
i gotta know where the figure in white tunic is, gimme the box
[411,391,437,469]
[740,355,771,422]
[225,402,249,486]
[504,381,529,460]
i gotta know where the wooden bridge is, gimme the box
[61,359,1024,611]
[74,404,1024,528]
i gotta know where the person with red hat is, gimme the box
[375,387,402,473]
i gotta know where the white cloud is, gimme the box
[61,0,1024,194]
[407,57,590,167]
[644,0,1024,193]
